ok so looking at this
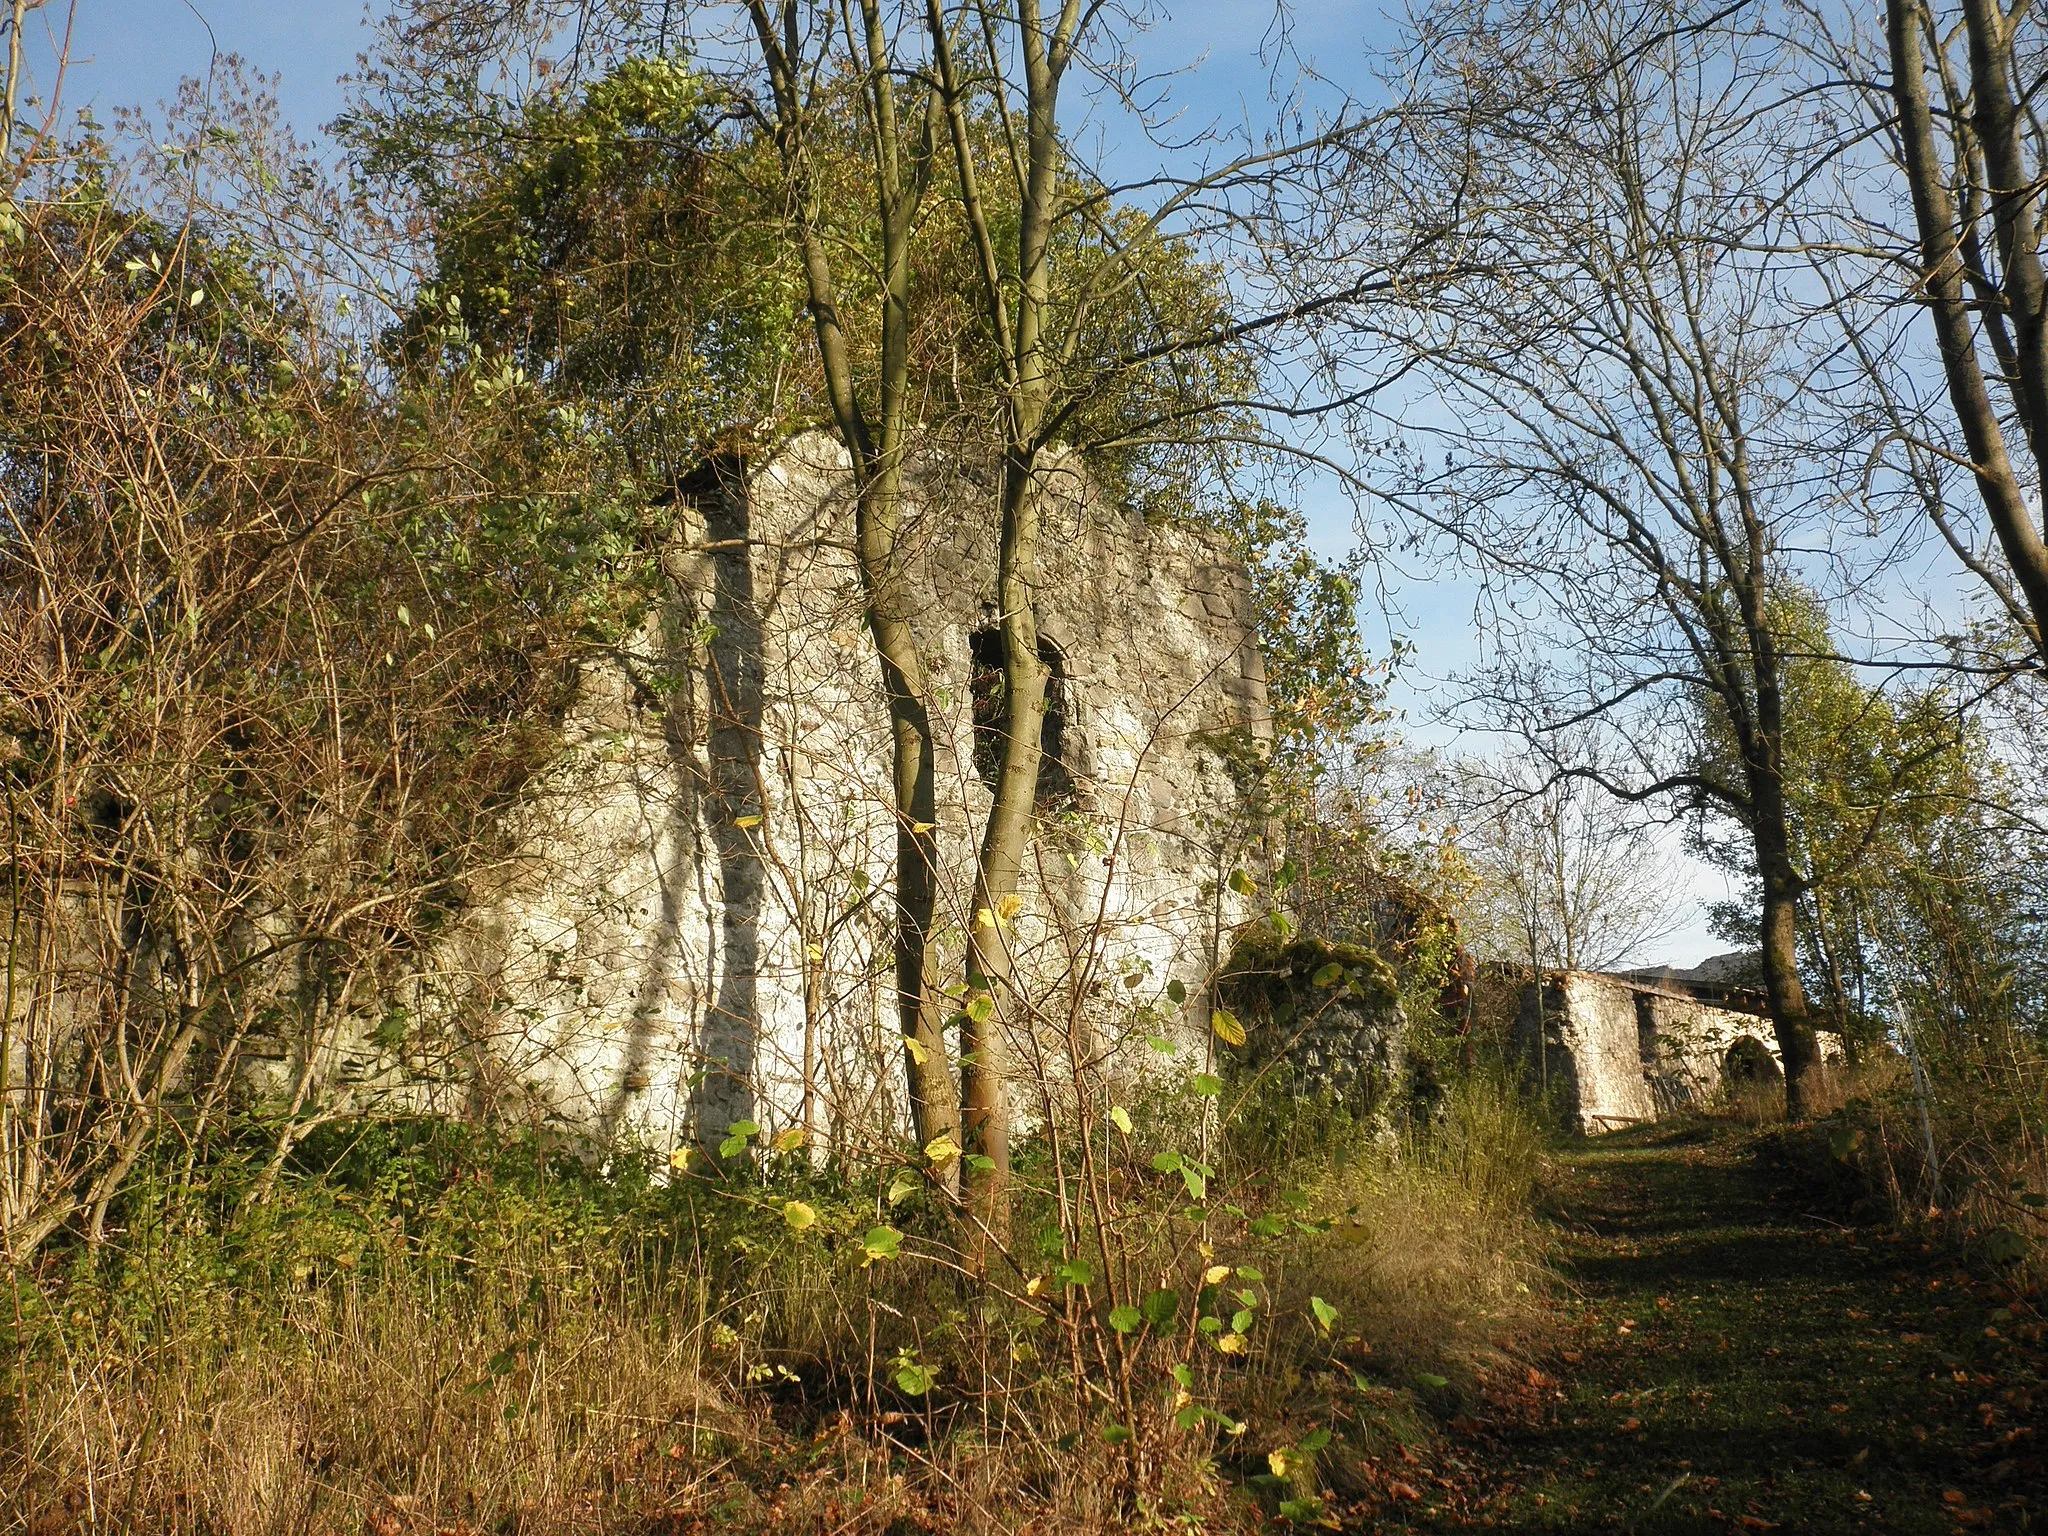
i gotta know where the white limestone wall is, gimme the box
[421,435,1268,1155]
[1521,968,1850,1132]
[1554,973,1660,1131]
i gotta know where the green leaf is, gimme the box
[1311,1296,1339,1333]
[1311,962,1346,988]
[1981,1227,2028,1265]
[886,1169,920,1205]
[782,1200,817,1232]
[964,992,995,1024]
[1146,1034,1179,1056]
[1232,1308,1255,1334]
[963,1153,996,1172]
[1054,1258,1094,1289]
[1299,1427,1333,1454]
[861,1226,902,1264]
[1151,1149,1183,1173]
[893,1362,935,1395]
[1141,1288,1182,1327]
[1109,1105,1133,1135]
[1415,1372,1450,1390]
[1227,868,1257,897]
[1181,1165,1207,1201]
[1192,1073,1223,1097]
[1102,1422,1133,1444]
[1166,977,1187,1004]
[1108,1305,1143,1334]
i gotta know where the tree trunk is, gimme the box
[960,449,1043,1246]
[1886,0,2048,663]
[744,0,959,1152]
[1754,831,1822,1119]
[869,589,956,1148]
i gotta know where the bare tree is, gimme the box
[1453,756,1688,975]
[737,0,961,1153]
[1877,0,2048,664]
[1331,0,1869,1113]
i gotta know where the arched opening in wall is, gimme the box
[1722,1035,1782,1088]
[969,626,1072,807]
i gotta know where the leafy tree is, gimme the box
[1693,588,2038,1055]
[0,142,651,1257]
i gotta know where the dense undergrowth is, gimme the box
[1740,1044,2048,1294]
[2,1073,1553,1534]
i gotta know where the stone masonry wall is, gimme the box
[289,435,1271,1155]
[1516,966,1844,1132]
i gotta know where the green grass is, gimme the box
[1351,1121,2048,1534]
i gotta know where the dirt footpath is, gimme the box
[1353,1123,2048,1534]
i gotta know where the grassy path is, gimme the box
[1357,1122,2047,1534]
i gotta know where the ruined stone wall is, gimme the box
[1521,973,1660,1132]
[318,435,1271,1154]
[1514,966,1843,1132]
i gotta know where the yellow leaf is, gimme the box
[1109,1106,1133,1135]
[994,893,1023,922]
[771,1126,807,1153]
[1212,1007,1247,1048]
[1216,1332,1247,1355]
[975,906,996,930]
[924,1134,961,1165]
[733,815,762,830]
[782,1200,817,1231]
[902,1035,929,1066]
[1025,1275,1046,1297]
[910,820,938,834]
[1269,1449,1293,1478]
[804,943,824,962]
[1203,1264,1231,1286]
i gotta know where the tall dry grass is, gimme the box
[2,1075,1557,1535]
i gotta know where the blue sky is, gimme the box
[21,0,1745,964]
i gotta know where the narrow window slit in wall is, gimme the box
[968,626,1072,807]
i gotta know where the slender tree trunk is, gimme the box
[744,1,959,1151]
[1886,0,2048,662]
[1742,591,1823,1118]
[1751,795,1822,1118]
[935,0,1085,1247]
[960,450,1044,1243]
[862,474,955,1146]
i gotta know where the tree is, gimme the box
[1454,757,1687,976]
[1336,0,1871,1113]
[1877,0,2048,665]
[355,0,1408,1236]
[1692,586,2037,1052]
[348,33,968,1149]
[0,132,641,1256]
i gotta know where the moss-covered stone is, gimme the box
[1219,932,1405,1113]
